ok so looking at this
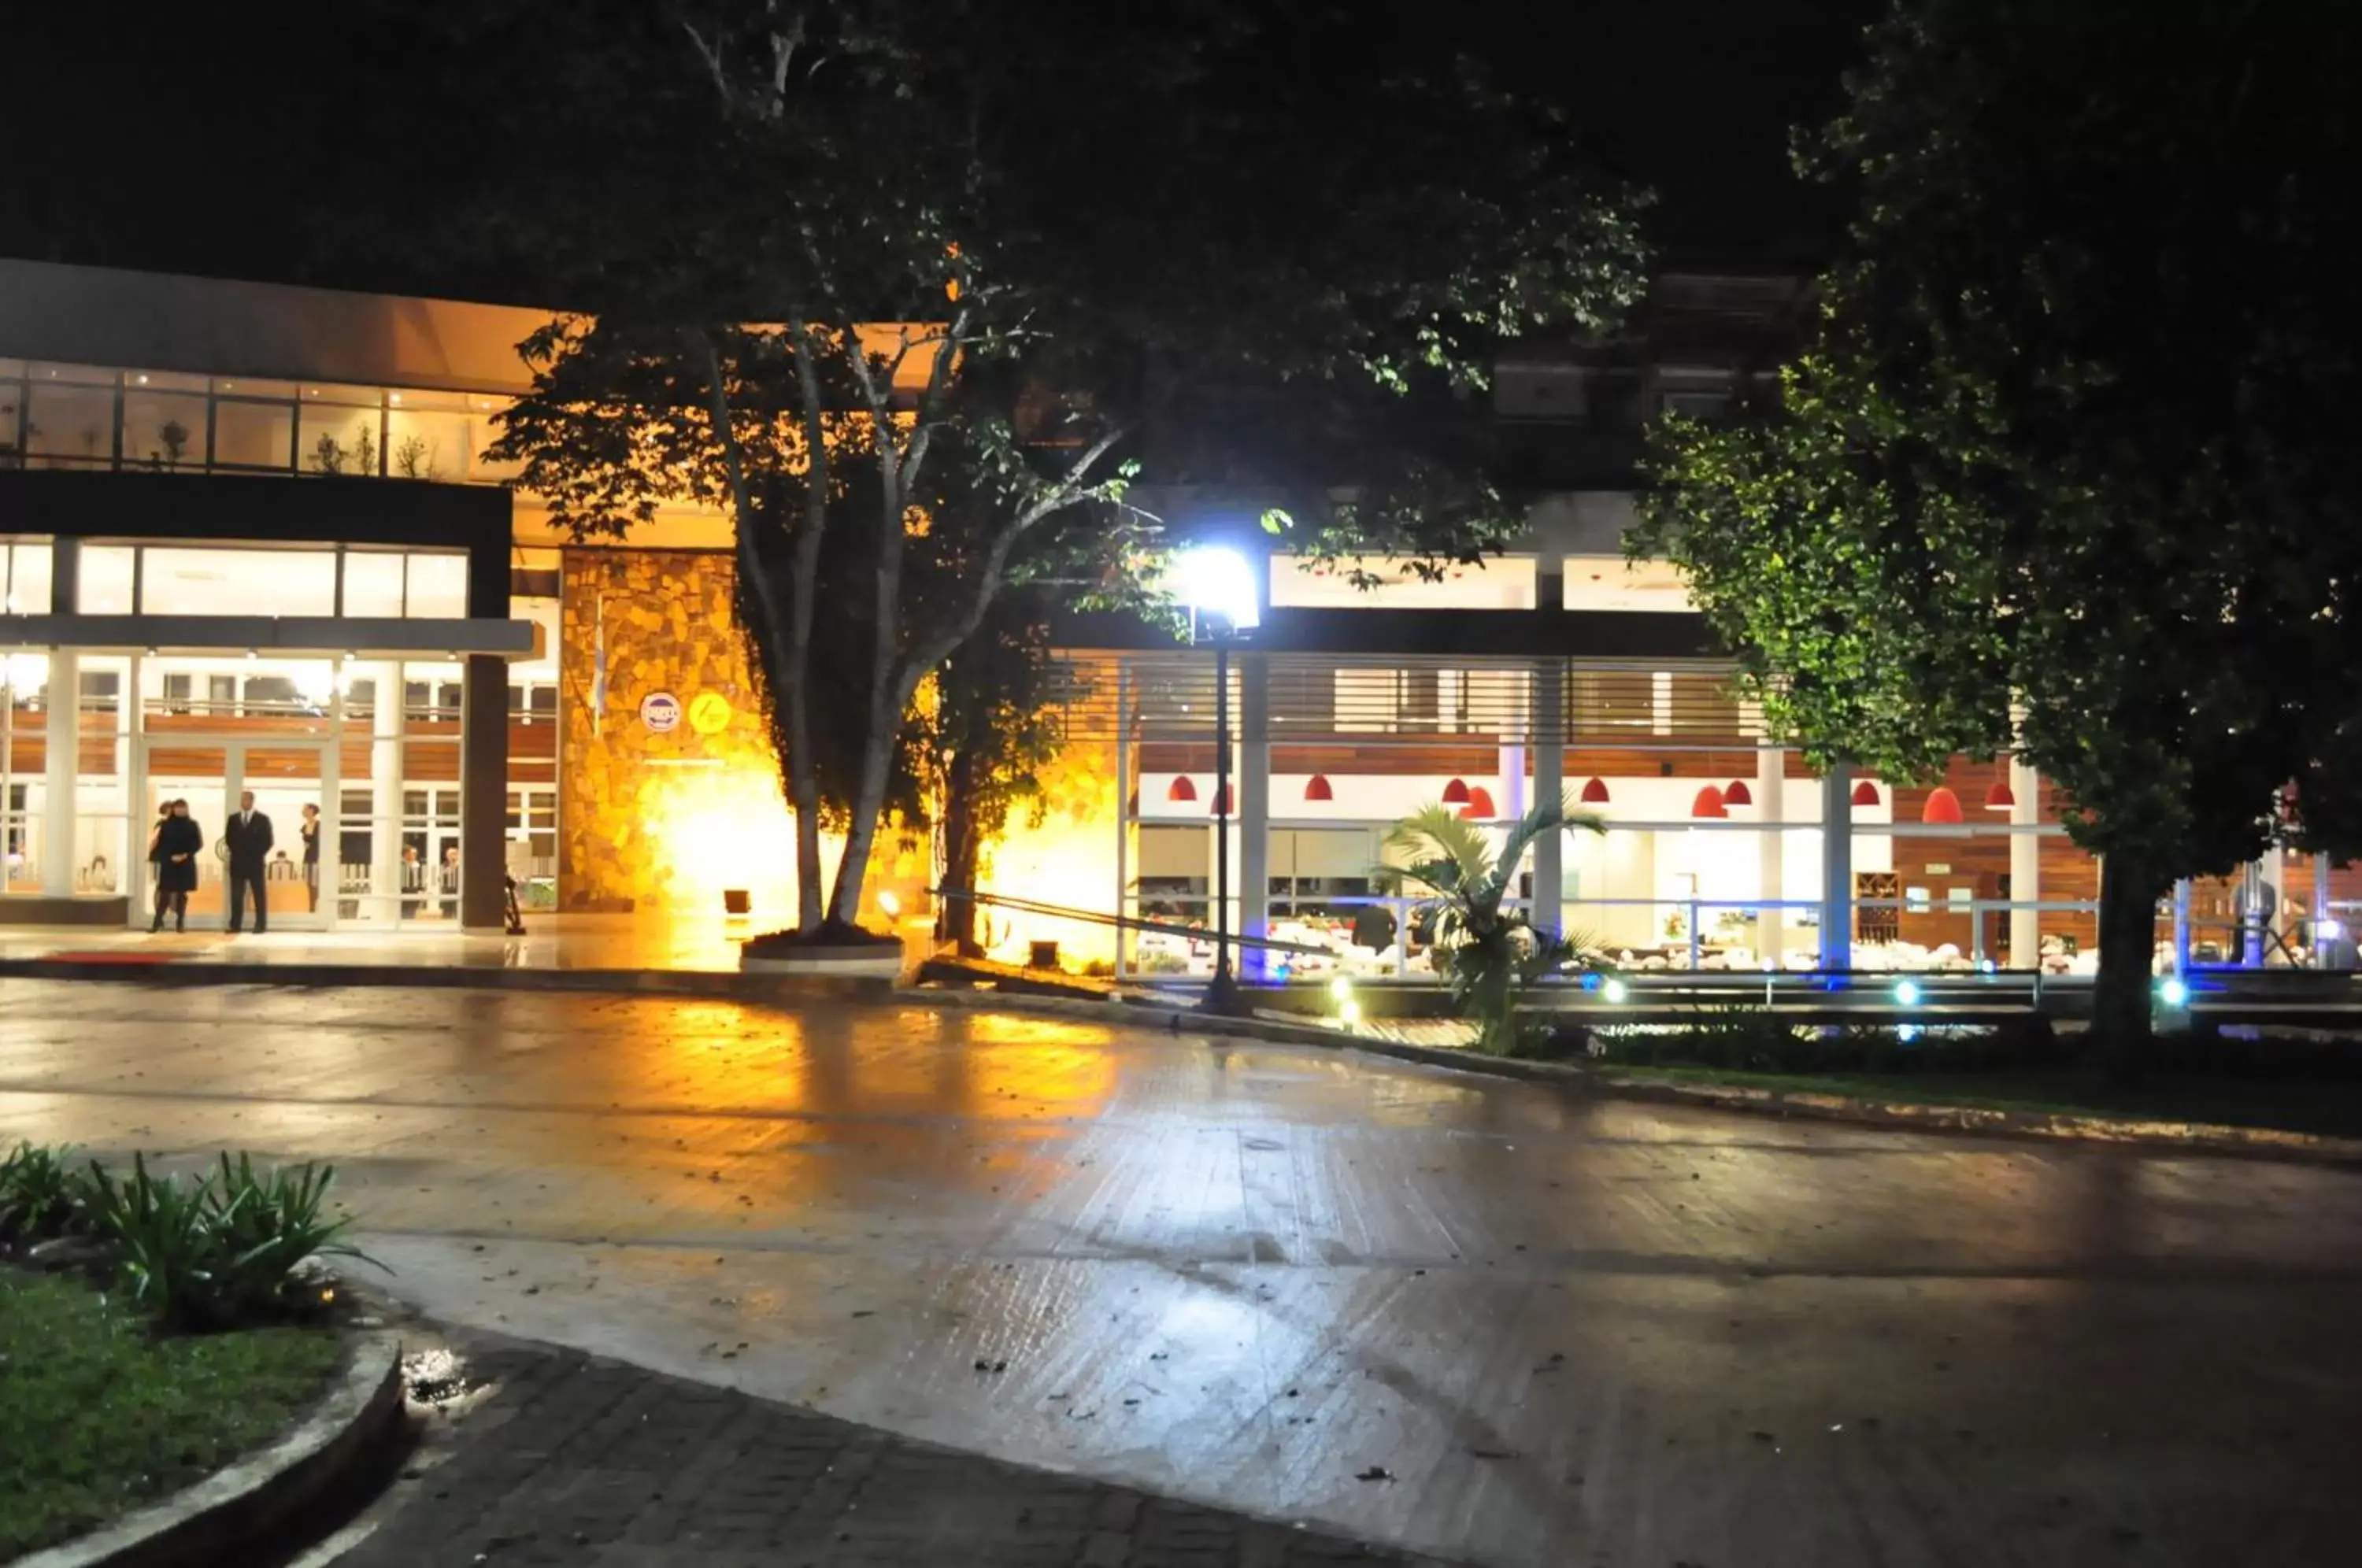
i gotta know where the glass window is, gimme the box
[207,675,238,709]
[405,553,468,619]
[1561,556,1696,613]
[342,551,406,616]
[78,545,135,613]
[213,376,296,399]
[1,375,24,466]
[213,400,294,468]
[25,383,116,464]
[300,404,381,476]
[4,542,52,614]
[141,547,336,617]
[162,672,193,714]
[120,391,208,471]
[25,362,115,386]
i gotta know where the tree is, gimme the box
[1375,798,1606,1056]
[464,1,1649,936]
[1637,0,2362,1063]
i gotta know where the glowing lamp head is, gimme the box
[1338,1000,1364,1026]
[2318,919,2344,941]
[1169,545,1260,631]
[876,889,901,919]
[2159,976,2190,1008]
[1892,978,1923,1008]
[1601,977,1630,1005]
[1328,975,1353,1002]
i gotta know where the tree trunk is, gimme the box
[2092,852,2163,1080]
[936,747,983,956]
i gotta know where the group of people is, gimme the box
[146,795,318,934]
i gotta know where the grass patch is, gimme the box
[0,1268,342,1557]
[1601,1063,2362,1139]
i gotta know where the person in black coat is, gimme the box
[222,790,274,934]
[148,800,202,933]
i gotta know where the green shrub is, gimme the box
[0,1142,84,1241]
[76,1153,383,1330]
[78,1156,224,1328]
[202,1153,382,1319]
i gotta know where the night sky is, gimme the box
[0,1,1878,296]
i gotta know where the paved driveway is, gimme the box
[3,981,2359,1566]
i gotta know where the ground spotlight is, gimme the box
[2160,975,2190,1008]
[1329,975,1353,1003]
[1892,978,1923,1008]
[1602,977,1630,1005]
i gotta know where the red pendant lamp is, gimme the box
[1440,777,1472,804]
[1459,786,1497,820]
[1210,782,1233,815]
[1303,774,1335,802]
[1690,784,1729,819]
[1166,776,1198,803]
[1850,779,1881,808]
[1722,779,1753,808]
[1983,778,2016,812]
[1579,776,1611,804]
[1922,786,1964,824]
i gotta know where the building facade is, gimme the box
[0,258,2316,965]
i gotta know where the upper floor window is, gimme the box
[70,541,468,619]
[1269,556,1537,611]
[2,540,52,613]
[0,361,515,484]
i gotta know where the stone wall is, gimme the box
[558,548,798,915]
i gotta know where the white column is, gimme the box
[2254,842,2283,964]
[1237,652,1270,978]
[1820,764,1853,971]
[372,662,403,924]
[1532,660,1564,937]
[1756,744,1783,963]
[2008,751,2041,967]
[42,650,78,896]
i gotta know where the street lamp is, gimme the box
[1172,545,1260,1014]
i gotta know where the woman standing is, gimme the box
[300,802,321,912]
[149,799,202,933]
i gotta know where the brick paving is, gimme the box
[335,1333,1458,1568]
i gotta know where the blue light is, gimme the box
[2160,976,2190,1008]
[1978,958,1997,975]
[1892,978,1923,1008]
[1579,971,1603,993]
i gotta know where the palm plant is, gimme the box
[1374,797,1607,1054]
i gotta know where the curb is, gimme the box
[1577,1070,2362,1166]
[0,958,891,1000]
[17,1330,405,1568]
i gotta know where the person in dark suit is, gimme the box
[223,790,274,934]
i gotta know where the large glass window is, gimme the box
[25,379,116,466]
[140,547,338,617]
[78,546,135,613]
[342,551,406,616]
[404,553,469,619]
[120,375,209,472]
[213,399,294,469]
[298,388,383,477]
[2,542,51,614]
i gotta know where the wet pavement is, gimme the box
[3,981,2360,1566]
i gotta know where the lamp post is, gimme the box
[1172,545,1260,1015]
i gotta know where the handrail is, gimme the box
[932,886,1334,957]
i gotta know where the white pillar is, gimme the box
[1532,660,1565,937]
[42,650,77,896]
[1756,744,1783,963]
[1820,764,1853,971]
[372,662,403,924]
[2254,842,2283,965]
[1237,652,1270,978]
[2008,751,2041,967]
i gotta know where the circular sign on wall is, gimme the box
[639,691,683,734]
[687,691,732,735]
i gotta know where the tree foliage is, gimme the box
[1637,0,2362,1055]
[461,0,1649,932]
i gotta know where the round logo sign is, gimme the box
[639,691,683,734]
[687,691,732,735]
